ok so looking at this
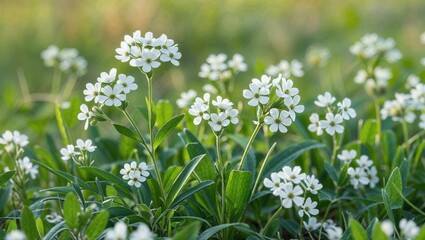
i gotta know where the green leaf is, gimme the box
[156,100,174,128]
[21,206,40,240]
[382,130,396,167]
[166,155,204,207]
[36,217,44,237]
[85,210,109,240]
[371,222,389,240]
[198,223,248,240]
[170,180,214,209]
[6,219,17,232]
[64,192,81,231]
[225,170,252,222]
[113,124,142,143]
[417,224,425,240]
[0,185,12,211]
[80,167,133,199]
[227,134,256,174]
[44,221,67,239]
[360,119,376,145]
[0,171,15,186]
[261,141,324,181]
[325,162,338,182]
[163,166,183,192]
[154,114,184,150]
[350,218,367,240]
[384,167,403,209]
[173,221,200,240]
[338,164,349,186]
[381,189,395,223]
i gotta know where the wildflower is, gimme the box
[131,49,161,72]
[303,175,323,194]
[308,113,323,136]
[83,83,101,103]
[188,103,210,125]
[306,46,331,67]
[208,112,230,132]
[263,172,285,196]
[337,149,357,164]
[99,85,126,107]
[116,74,138,94]
[207,53,227,71]
[18,157,38,179]
[60,145,80,161]
[348,167,369,189]
[128,171,145,188]
[202,84,218,94]
[212,96,233,110]
[130,223,156,240]
[177,89,197,108]
[325,226,343,240]
[320,113,344,135]
[76,139,96,152]
[366,166,379,188]
[380,220,394,237]
[314,92,336,108]
[41,45,60,67]
[228,53,247,72]
[337,98,356,120]
[406,74,420,89]
[5,230,26,240]
[97,68,117,84]
[77,104,93,130]
[266,59,304,78]
[284,95,304,121]
[354,69,368,84]
[275,78,299,98]
[120,162,138,181]
[399,219,419,240]
[252,75,272,89]
[280,182,304,208]
[264,109,292,133]
[115,41,131,62]
[303,217,321,231]
[356,155,373,169]
[298,197,319,217]
[278,166,306,184]
[225,108,239,125]
[243,82,270,107]
[105,221,127,240]
[160,46,181,66]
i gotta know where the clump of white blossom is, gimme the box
[242,74,304,133]
[5,230,26,240]
[120,161,150,188]
[60,139,97,166]
[337,149,379,189]
[322,219,344,240]
[308,92,356,136]
[266,59,304,78]
[263,166,323,228]
[380,218,420,240]
[176,89,197,109]
[105,221,155,240]
[199,53,247,81]
[115,30,181,72]
[41,45,87,76]
[305,46,331,67]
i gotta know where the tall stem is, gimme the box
[215,134,226,223]
[261,206,283,235]
[238,122,262,171]
[330,134,339,165]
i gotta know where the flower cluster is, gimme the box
[199,53,247,81]
[120,161,150,188]
[305,46,331,68]
[266,59,304,78]
[350,33,402,63]
[5,230,26,240]
[354,67,392,96]
[338,149,379,189]
[0,130,29,154]
[381,219,420,240]
[176,89,197,109]
[105,221,155,240]
[188,93,239,132]
[115,30,181,72]
[41,45,87,76]
[323,220,344,240]
[60,139,97,166]
[78,68,138,129]
[243,74,304,133]
[264,166,323,223]
[308,92,356,136]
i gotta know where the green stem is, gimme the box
[251,142,277,199]
[262,206,283,235]
[238,122,262,171]
[216,134,226,224]
[121,109,152,156]
[51,67,62,96]
[374,97,381,146]
[330,134,339,165]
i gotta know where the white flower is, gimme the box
[278,166,306,184]
[356,155,373,169]
[97,68,117,84]
[228,53,247,72]
[284,95,304,121]
[120,162,138,180]
[348,167,369,189]
[208,112,230,132]
[225,108,239,125]
[199,63,217,80]
[131,49,161,72]
[366,166,379,188]
[264,172,285,196]
[83,83,102,103]
[138,162,150,180]
[207,54,227,71]
[243,82,270,107]
[130,223,156,240]
[306,46,331,67]
[116,74,138,94]
[406,74,420,89]
[5,230,26,240]
[303,175,323,194]
[252,75,272,89]
[105,221,128,240]
[419,114,425,130]
[77,104,93,130]
[212,96,233,110]
[76,139,96,152]
[381,220,394,237]
[41,45,60,67]
[337,98,356,120]
[0,130,14,145]
[308,113,323,136]
[337,149,356,164]
[320,113,344,136]
[60,145,80,161]
[128,171,144,188]
[177,90,197,108]
[202,84,218,94]
[266,59,304,78]
[280,183,304,208]
[298,197,319,217]
[354,69,368,84]
[140,31,161,47]
[275,78,299,98]
[99,85,126,107]
[314,92,336,108]
[325,226,343,240]
[303,217,321,231]
[115,41,131,62]
[189,103,210,125]
[160,46,181,66]
[18,157,38,179]
[399,219,419,240]
[264,109,292,133]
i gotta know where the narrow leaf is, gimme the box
[198,223,247,240]
[113,124,142,142]
[154,114,184,149]
[384,167,403,209]
[0,171,15,186]
[170,180,214,209]
[85,210,109,240]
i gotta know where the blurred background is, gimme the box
[1,0,425,139]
